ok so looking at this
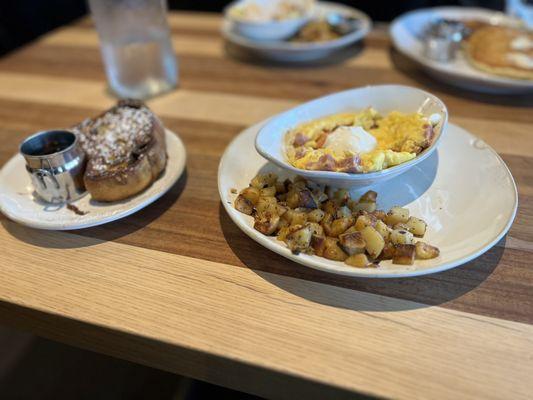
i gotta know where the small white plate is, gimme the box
[390,7,533,94]
[222,1,372,62]
[0,129,186,230]
[218,121,517,278]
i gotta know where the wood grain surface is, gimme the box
[0,12,532,400]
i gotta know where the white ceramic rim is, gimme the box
[223,0,314,25]
[219,121,518,278]
[0,129,187,230]
[390,6,533,90]
[254,84,448,183]
[222,1,372,51]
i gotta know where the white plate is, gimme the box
[0,129,186,230]
[390,7,533,94]
[218,121,517,278]
[222,1,372,62]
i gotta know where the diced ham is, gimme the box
[336,155,362,173]
[292,133,309,146]
[306,154,336,171]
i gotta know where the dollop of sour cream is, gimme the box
[323,126,377,154]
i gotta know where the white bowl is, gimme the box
[224,0,313,41]
[255,85,448,188]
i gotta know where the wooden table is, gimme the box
[1,11,532,400]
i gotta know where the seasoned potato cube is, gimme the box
[234,194,253,215]
[240,187,261,205]
[285,225,313,253]
[406,217,427,237]
[358,202,377,213]
[336,206,352,219]
[278,224,301,242]
[386,206,409,226]
[275,203,288,216]
[333,188,349,205]
[343,225,359,235]
[338,231,366,256]
[379,242,396,260]
[310,235,326,256]
[390,229,414,245]
[359,190,377,203]
[277,226,289,241]
[393,244,416,265]
[260,186,276,197]
[290,211,308,226]
[254,213,280,235]
[361,226,385,259]
[278,218,289,230]
[275,180,287,194]
[287,189,317,209]
[322,200,338,215]
[306,222,324,237]
[323,238,348,261]
[312,189,328,204]
[345,253,371,268]
[393,222,410,231]
[250,173,277,189]
[371,210,387,222]
[354,214,377,231]
[256,196,278,214]
[307,209,325,223]
[415,242,440,260]
[329,217,355,237]
[375,220,391,241]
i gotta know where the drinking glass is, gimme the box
[88,0,178,99]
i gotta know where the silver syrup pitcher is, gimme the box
[20,130,87,204]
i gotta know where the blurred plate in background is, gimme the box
[391,7,533,94]
[222,1,371,62]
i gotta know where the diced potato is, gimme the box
[354,214,377,231]
[393,244,416,265]
[260,186,276,197]
[336,206,352,219]
[338,231,366,255]
[357,202,377,213]
[343,225,359,235]
[234,194,253,215]
[375,220,391,241]
[306,222,324,237]
[277,227,289,241]
[371,210,387,222]
[312,189,328,204]
[275,180,287,194]
[254,213,280,235]
[415,242,440,260]
[359,190,377,203]
[345,253,371,268]
[256,196,278,214]
[275,203,288,216]
[333,188,349,205]
[390,229,414,245]
[287,189,317,209]
[250,173,277,189]
[386,206,410,226]
[285,225,313,253]
[406,217,427,237]
[323,238,348,261]
[307,209,325,223]
[393,222,410,231]
[310,235,326,256]
[321,212,334,236]
[322,200,338,215]
[329,217,355,237]
[277,218,289,230]
[290,211,308,226]
[361,226,385,259]
[379,242,396,260]
[278,224,302,242]
[240,187,261,205]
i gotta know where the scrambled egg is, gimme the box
[287,108,432,173]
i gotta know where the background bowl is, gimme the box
[255,84,448,188]
[224,0,313,41]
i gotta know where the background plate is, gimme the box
[390,7,533,94]
[218,121,517,278]
[0,129,186,230]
